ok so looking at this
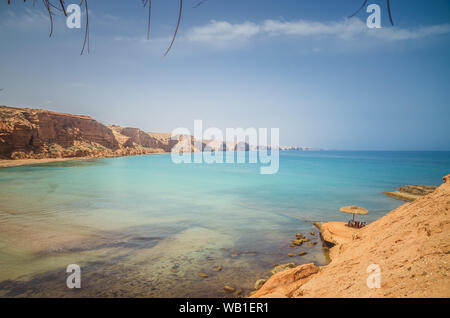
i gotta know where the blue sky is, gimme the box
[1,0,450,150]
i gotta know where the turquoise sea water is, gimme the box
[0,151,449,297]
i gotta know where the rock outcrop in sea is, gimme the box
[384,185,438,201]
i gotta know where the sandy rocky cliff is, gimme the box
[0,106,254,160]
[0,106,179,159]
[252,175,450,298]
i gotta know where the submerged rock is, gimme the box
[291,240,303,246]
[270,263,296,275]
[224,286,235,293]
[244,252,257,256]
[199,273,208,278]
[292,237,310,245]
[312,222,324,231]
[298,251,307,256]
[254,279,267,290]
[288,253,296,257]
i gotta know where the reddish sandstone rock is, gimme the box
[109,126,169,151]
[256,176,449,298]
[250,263,319,298]
[0,106,177,159]
[0,106,118,159]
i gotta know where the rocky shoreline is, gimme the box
[384,185,437,201]
[250,175,450,298]
[248,224,339,297]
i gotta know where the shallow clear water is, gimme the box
[0,151,449,297]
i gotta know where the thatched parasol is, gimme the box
[340,205,368,221]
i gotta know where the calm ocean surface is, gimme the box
[0,151,449,297]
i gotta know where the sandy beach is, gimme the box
[0,152,172,169]
[0,157,88,168]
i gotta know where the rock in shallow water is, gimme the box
[270,263,296,275]
[224,286,235,292]
[254,279,267,290]
[291,240,303,246]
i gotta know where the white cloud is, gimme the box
[0,8,50,30]
[186,20,260,45]
[370,23,450,41]
[262,18,364,38]
[186,18,450,47]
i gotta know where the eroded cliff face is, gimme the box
[108,125,176,154]
[0,106,174,159]
[0,105,252,160]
